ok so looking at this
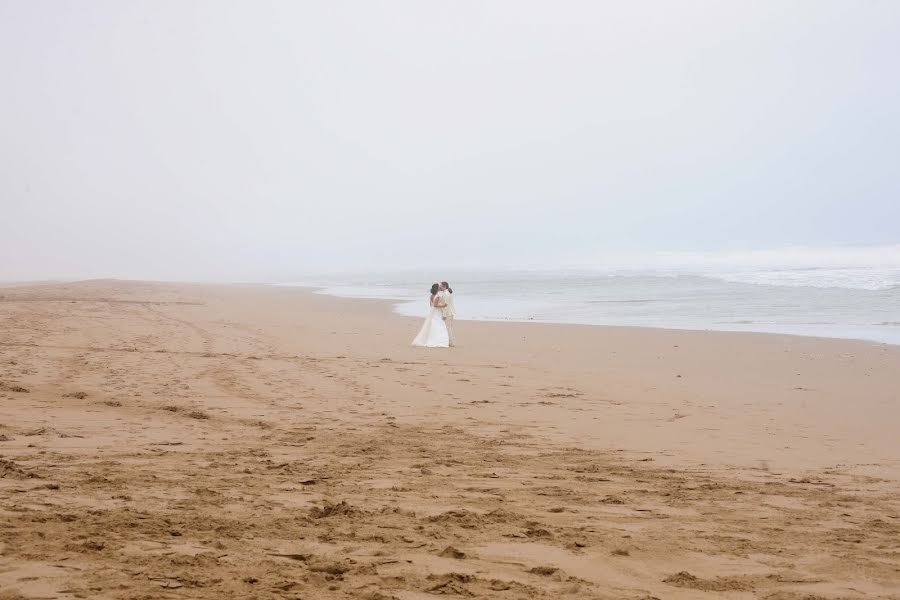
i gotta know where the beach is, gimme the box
[0,279,898,599]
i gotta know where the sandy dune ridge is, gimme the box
[0,281,898,599]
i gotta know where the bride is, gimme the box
[411,283,450,348]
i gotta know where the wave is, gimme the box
[704,268,900,291]
[275,269,900,345]
[570,244,900,271]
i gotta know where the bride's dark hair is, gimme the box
[441,281,452,294]
[430,283,440,295]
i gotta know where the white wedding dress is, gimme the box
[412,296,450,348]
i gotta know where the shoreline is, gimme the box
[292,282,900,349]
[5,278,897,347]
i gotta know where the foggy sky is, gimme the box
[2,0,899,281]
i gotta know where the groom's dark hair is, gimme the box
[441,281,453,294]
[430,283,440,295]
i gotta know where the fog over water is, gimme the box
[2,1,899,281]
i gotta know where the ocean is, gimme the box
[278,266,900,345]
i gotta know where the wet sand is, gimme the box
[0,280,898,599]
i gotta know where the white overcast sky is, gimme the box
[2,0,899,280]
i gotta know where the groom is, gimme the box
[439,281,455,346]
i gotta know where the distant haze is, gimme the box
[2,1,899,281]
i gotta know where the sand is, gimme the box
[0,280,898,600]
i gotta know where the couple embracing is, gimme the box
[411,281,456,348]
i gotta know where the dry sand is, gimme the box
[0,280,898,599]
